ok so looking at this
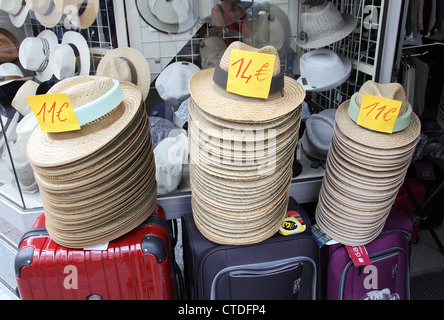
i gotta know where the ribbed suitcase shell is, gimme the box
[15,204,176,300]
[323,207,413,300]
[182,197,320,300]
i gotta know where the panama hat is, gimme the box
[135,0,199,34]
[297,49,351,92]
[96,47,151,102]
[11,80,39,116]
[50,31,90,80]
[26,0,63,28]
[189,41,305,123]
[0,63,31,86]
[296,1,357,49]
[19,30,58,82]
[54,0,99,29]
[0,0,29,27]
[0,28,20,64]
[26,76,157,248]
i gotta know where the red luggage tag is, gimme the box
[346,245,372,266]
[279,210,306,236]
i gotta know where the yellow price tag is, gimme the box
[226,49,276,99]
[26,94,81,133]
[357,94,402,134]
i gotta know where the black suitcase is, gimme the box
[182,197,320,300]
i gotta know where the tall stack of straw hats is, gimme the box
[25,76,157,248]
[188,41,306,245]
[316,81,421,246]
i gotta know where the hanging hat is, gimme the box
[297,49,351,92]
[0,28,20,64]
[19,30,58,82]
[96,47,151,101]
[301,108,336,160]
[0,63,30,86]
[53,0,99,29]
[199,36,227,70]
[0,0,29,27]
[50,31,90,80]
[315,81,421,246]
[11,80,39,116]
[156,61,200,108]
[135,0,199,34]
[25,0,63,28]
[244,4,291,60]
[296,1,357,49]
[26,76,157,248]
[189,41,305,123]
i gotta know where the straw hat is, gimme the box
[296,1,357,49]
[26,75,157,248]
[297,49,351,92]
[0,28,19,64]
[19,30,58,82]
[0,63,30,86]
[26,0,63,28]
[54,0,99,29]
[11,80,39,116]
[189,41,305,123]
[315,81,421,246]
[50,31,90,80]
[0,0,29,27]
[188,42,305,245]
[96,47,151,102]
[135,0,199,34]
[199,36,227,70]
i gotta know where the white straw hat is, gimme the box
[19,30,58,82]
[25,0,62,28]
[0,0,29,27]
[296,1,357,49]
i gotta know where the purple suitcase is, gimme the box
[322,206,413,300]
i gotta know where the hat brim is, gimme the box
[34,5,63,28]
[97,47,151,101]
[61,31,91,76]
[296,14,357,49]
[335,100,421,150]
[297,56,351,92]
[135,0,199,34]
[9,5,29,28]
[189,68,305,123]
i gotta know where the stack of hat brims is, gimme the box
[26,76,157,248]
[188,42,305,245]
[316,81,421,246]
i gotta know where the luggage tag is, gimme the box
[346,245,372,266]
[279,209,306,236]
[311,223,338,247]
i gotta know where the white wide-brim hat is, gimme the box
[297,49,351,92]
[0,62,29,86]
[296,1,357,49]
[26,0,63,28]
[11,80,39,116]
[50,31,90,80]
[19,30,58,82]
[135,0,199,34]
[0,0,29,27]
[156,61,200,108]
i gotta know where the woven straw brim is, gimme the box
[188,69,305,123]
[335,100,421,149]
[26,79,142,167]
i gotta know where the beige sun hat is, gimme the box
[296,1,357,49]
[189,41,305,123]
[96,47,151,101]
[26,0,63,28]
[54,0,99,29]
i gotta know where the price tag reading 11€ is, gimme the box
[26,94,81,133]
[226,49,276,99]
[357,94,402,134]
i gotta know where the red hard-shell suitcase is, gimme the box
[15,204,177,300]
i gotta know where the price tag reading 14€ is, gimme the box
[357,94,402,134]
[26,94,81,133]
[226,49,276,99]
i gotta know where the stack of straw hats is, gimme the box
[188,41,305,245]
[316,81,421,246]
[26,76,157,248]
